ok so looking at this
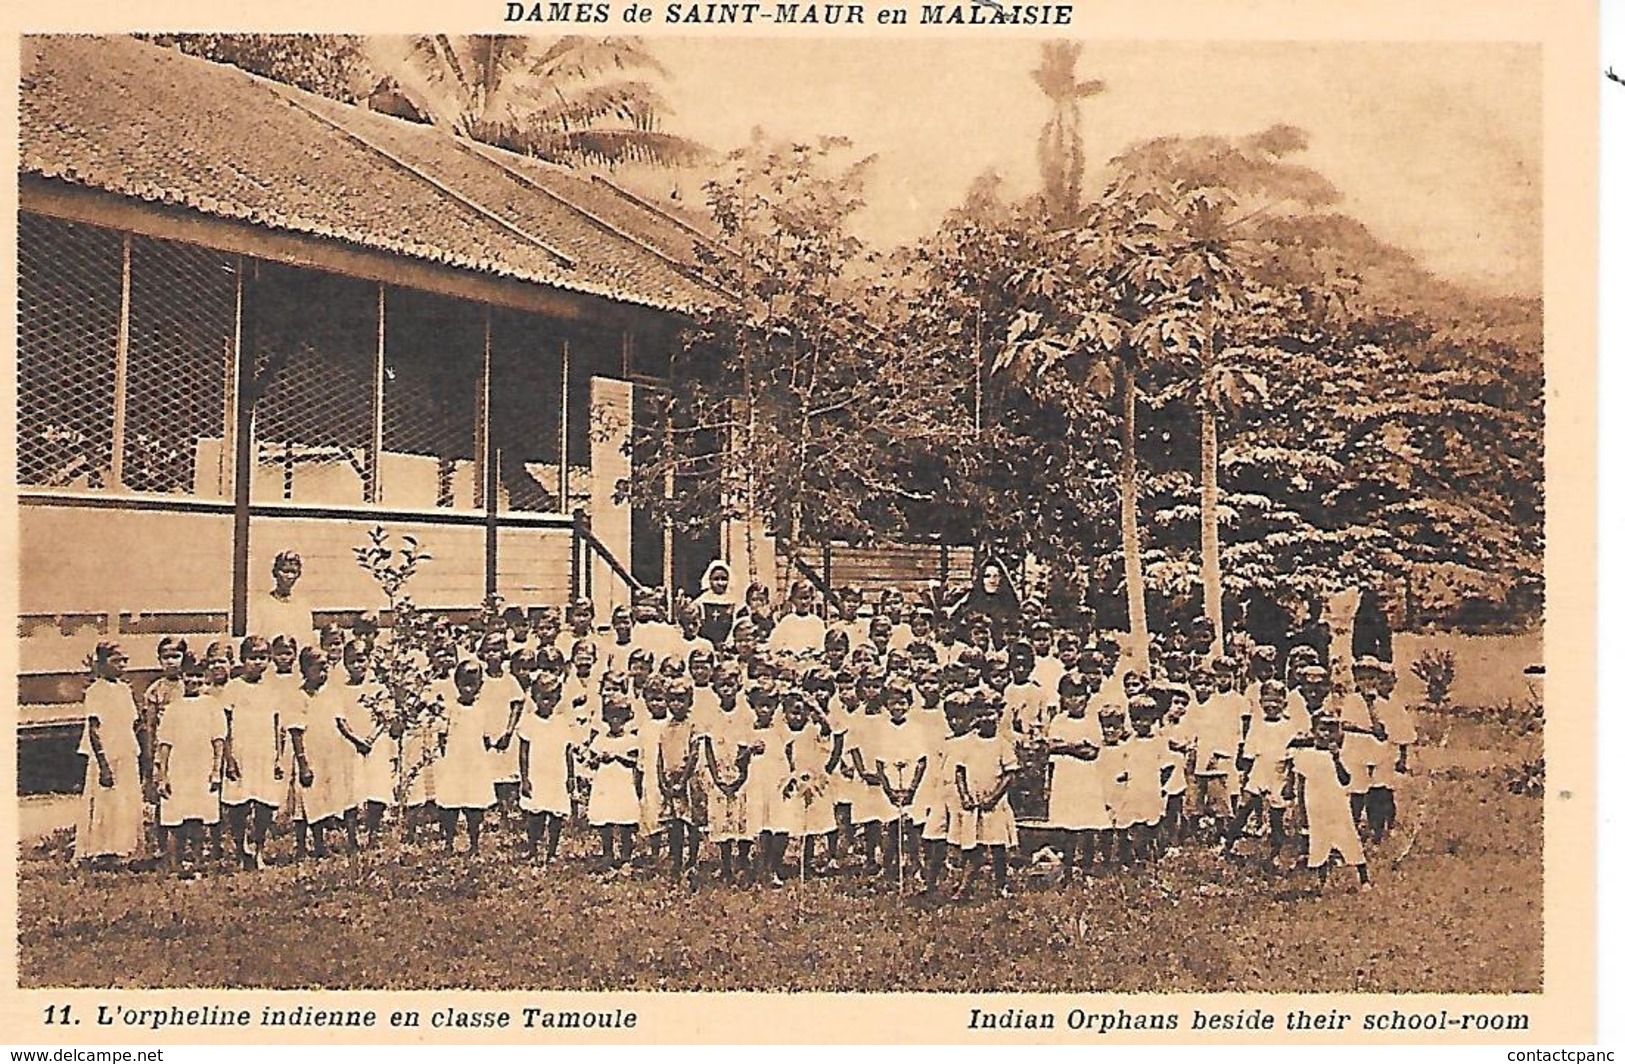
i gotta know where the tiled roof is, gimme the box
[20,35,725,315]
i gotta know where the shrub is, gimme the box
[1410,647,1457,707]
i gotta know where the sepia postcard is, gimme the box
[0,0,1600,1046]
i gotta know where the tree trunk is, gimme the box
[1199,298,1225,654]
[1120,361,1150,671]
[1200,399,1224,651]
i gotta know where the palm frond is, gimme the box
[524,79,671,132]
[530,36,670,83]
[519,128,712,169]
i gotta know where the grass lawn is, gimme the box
[17,710,1541,993]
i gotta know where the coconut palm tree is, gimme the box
[364,35,707,167]
[1030,41,1105,227]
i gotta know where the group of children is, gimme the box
[76,574,1418,899]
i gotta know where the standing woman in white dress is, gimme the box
[76,642,145,868]
[253,550,313,649]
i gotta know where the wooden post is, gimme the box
[578,509,594,602]
[109,234,131,490]
[559,338,570,510]
[230,259,257,637]
[662,396,674,600]
[368,283,385,504]
[569,508,583,602]
[486,448,500,599]
[479,311,496,598]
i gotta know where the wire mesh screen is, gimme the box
[251,264,377,504]
[565,322,623,468]
[17,214,122,489]
[382,288,482,509]
[126,236,236,496]
[490,307,563,513]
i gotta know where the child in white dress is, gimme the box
[585,692,641,869]
[1046,674,1105,884]
[871,687,928,880]
[517,671,573,863]
[1109,696,1171,864]
[1224,679,1303,866]
[296,647,354,859]
[744,686,789,885]
[220,637,282,870]
[846,669,891,875]
[700,663,754,884]
[155,656,226,875]
[950,694,1021,899]
[339,639,390,849]
[780,689,841,878]
[921,691,976,894]
[1285,715,1372,892]
[437,662,496,856]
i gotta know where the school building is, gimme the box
[14,35,758,785]
[15,35,977,794]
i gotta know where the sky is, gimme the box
[633,39,1541,297]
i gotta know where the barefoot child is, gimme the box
[1046,673,1106,884]
[296,647,353,858]
[871,681,927,880]
[1362,660,1416,843]
[1187,662,1241,842]
[201,642,236,859]
[779,688,840,880]
[141,637,188,857]
[154,655,225,875]
[1111,695,1172,864]
[744,685,789,885]
[585,692,641,869]
[437,662,496,856]
[1285,715,1371,892]
[1224,679,1301,866]
[950,694,1021,899]
[921,691,977,894]
[846,668,891,874]
[340,640,390,848]
[701,663,754,883]
[658,677,704,885]
[268,635,308,857]
[1090,703,1133,868]
[517,670,572,862]
[477,633,526,835]
[220,637,283,870]
[1159,685,1194,850]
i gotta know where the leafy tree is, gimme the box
[141,34,369,102]
[1104,126,1341,647]
[351,527,445,826]
[997,177,1189,666]
[363,35,707,168]
[624,132,976,581]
